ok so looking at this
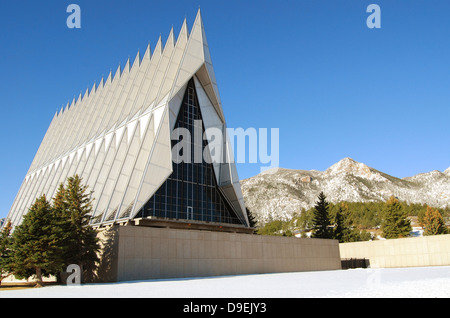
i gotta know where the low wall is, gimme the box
[95,225,341,282]
[339,234,450,268]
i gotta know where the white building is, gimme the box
[6,9,250,231]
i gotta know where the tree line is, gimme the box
[0,175,100,287]
[255,192,449,242]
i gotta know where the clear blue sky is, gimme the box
[1,0,449,219]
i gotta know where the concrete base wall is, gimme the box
[95,225,341,282]
[339,234,450,268]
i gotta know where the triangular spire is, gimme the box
[154,35,163,57]
[90,82,97,96]
[98,76,104,89]
[76,92,82,105]
[123,58,131,73]
[143,43,151,61]
[83,87,89,101]
[68,98,75,110]
[195,7,203,31]
[131,50,141,70]
[189,8,206,54]
[164,27,175,52]
[170,8,208,103]
[177,18,189,44]
[113,64,122,82]
[105,70,112,84]
[187,8,225,121]
[195,7,202,23]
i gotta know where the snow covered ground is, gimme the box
[1,266,450,298]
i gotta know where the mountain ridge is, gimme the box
[241,158,450,224]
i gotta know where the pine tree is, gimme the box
[53,183,68,214]
[246,207,257,229]
[381,196,411,239]
[333,207,345,242]
[0,220,13,283]
[312,192,333,239]
[52,183,77,280]
[331,205,363,242]
[63,175,100,279]
[11,195,67,287]
[423,206,447,236]
[298,207,314,235]
[256,220,284,236]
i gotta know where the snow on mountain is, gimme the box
[324,157,386,182]
[445,167,450,176]
[241,158,450,224]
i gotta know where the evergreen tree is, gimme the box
[0,220,13,282]
[298,207,314,234]
[246,207,257,229]
[52,183,78,280]
[333,207,345,242]
[423,206,447,236]
[256,220,284,236]
[53,183,68,215]
[62,175,100,278]
[11,195,67,287]
[331,204,365,242]
[312,192,333,239]
[381,196,411,239]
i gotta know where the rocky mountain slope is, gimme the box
[241,158,450,224]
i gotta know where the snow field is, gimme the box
[1,266,449,298]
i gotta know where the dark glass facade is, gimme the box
[136,79,244,225]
